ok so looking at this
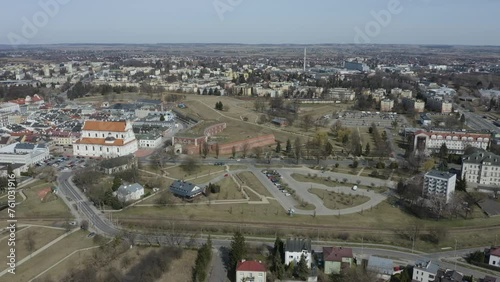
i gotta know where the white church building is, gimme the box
[73,120,138,158]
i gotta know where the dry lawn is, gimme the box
[209,177,244,200]
[236,172,273,197]
[308,188,370,210]
[15,230,97,282]
[0,227,67,279]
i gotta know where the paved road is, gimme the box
[278,168,388,215]
[54,169,498,279]
[58,172,120,236]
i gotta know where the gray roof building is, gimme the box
[117,183,144,196]
[285,238,311,253]
[463,151,500,166]
[169,180,204,198]
[367,256,393,275]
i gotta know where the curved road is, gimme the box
[55,168,499,279]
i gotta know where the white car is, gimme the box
[285,193,291,197]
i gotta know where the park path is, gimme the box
[0,228,79,277]
[28,245,102,282]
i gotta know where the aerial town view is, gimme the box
[1,1,500,282]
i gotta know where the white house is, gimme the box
[116,183,144,202]
[73,120,138,158]
[412,260,440,282]
[136,133,162,148]
[285,238,312,268]
[488,247,500,267]
[236,260,266,282]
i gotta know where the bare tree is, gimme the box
[155,190,172,206]
[202,142,209,158]
[180,156,200,175]
[25,229,36,252]
[301,114,313,132]
[294,137,302,164]
[80,220,89,230]
[242,143,250,158]
[215,143,220,159]
[252,147,263,160]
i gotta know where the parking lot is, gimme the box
[261,169,291,197]
[38,155,88,172]
[335,111,409,128]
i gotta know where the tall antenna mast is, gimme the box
[303,47,307,72]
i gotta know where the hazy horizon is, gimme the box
[2,0,499,46]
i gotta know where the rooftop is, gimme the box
[425,170,455,180]
[236,260,266,272]
[285,238,311,253]
[82,120,127,132]
[323,247,353,262]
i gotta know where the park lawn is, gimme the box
[165,165,221,180]
[115,199,407,229]
[209,177,244,200]
[114,199,500,252]
[0,226,65,272]
[245,188,261,201]
[188,171,225,185]
[291,173,347,187]
[308,188,370,210]
[13,186,71,219]
[236,172,273,197]
[15,230,97,282]
[228,165,249,171]
[294,202,316,211]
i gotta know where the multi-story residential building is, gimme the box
[423,170,456,203]
[442,101,453,114]
[414,99,426,113]
[73,120,138,158]
[410,129,490,155]
[412,260,440,282]
[380,99,394,112]
[462,151,500,187]
[235,260,267,282]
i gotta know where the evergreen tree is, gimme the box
[229,231,247,272]
[159,114,165,121]
[276,141,282,153]
[365,143,371,156]
[285,139,292,154]
[324,141,333,156]
[439,143,449,160]
[111,176,122,192]
[296,254,309,280]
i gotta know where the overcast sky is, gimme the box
[1,0,499,45]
